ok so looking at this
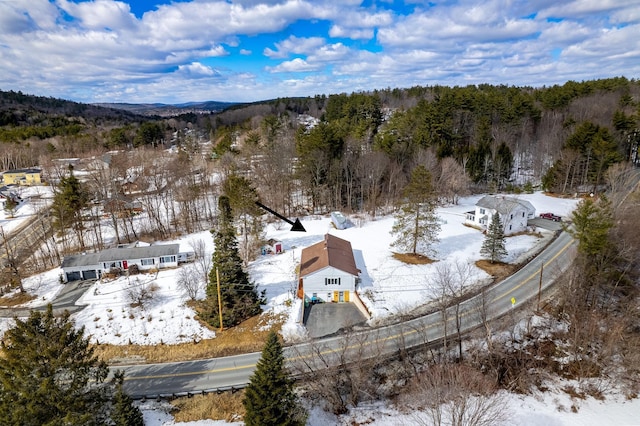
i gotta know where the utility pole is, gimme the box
[216,267,223,331]
[537,262,544,312]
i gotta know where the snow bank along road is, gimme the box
[120,231,577,399]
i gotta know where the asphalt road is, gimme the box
[119,230,578,399]
[0,207,52,268]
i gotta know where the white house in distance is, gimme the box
[61,244,180,282]
[465,195,536,235]
[298,234,360,303]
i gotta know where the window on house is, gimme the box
[480,208,485,214]
[510,214,513,219]
[141,258,154,266]
[522,212,525,217]
[509,225,512,230]
[325,277,341,285]
[160,255,176,263]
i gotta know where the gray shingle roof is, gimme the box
[61,244,179,268]
[476,195,535,215]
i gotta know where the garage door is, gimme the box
[82,270,97,280]
[66,271,82,282]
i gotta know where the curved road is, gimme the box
[119,230,577,399]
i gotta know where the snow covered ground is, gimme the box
[1,191,580,345]
[134,387,640,426]
[6,190,639,425]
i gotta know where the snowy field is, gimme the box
[7,189,639,425]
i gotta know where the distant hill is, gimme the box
[94,100,239,117]
[0,90,144,123]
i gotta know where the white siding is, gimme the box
[302,266,356,302]
[470,204,532,235]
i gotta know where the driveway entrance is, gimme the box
[303,302,367,338]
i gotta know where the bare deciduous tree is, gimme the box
[189,237,211,285]
[290,331,385,415]
[399,363,510,426]
[126,278,158,309]
[430,260,478,361]
[177,265,201,301]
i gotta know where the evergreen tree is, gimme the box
[243,331,306,426]
[390,165,441,256]
[568,196,614,258]
[480,213,508,263]
[111,372,144,426]
[51,165,90,249]
[3,196,18,217]
[223,174,264,263]
[205,195,263,328]
[0,305,110,425]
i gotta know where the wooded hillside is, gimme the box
[2,78,639,220]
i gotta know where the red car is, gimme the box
[539,212,562,222]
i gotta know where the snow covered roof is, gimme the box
[299,234,360,277]
[476,195,535,215]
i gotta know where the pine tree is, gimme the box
[568,196,614,258]
[3,196,18,217]
[223,174,264,264]
[0,305,110,425]
[205,195,263,328]
[111,372,144,426]
[390,165,441,256]
[243,331,306,426]
[480,213,507,263]
[51,165,90,249]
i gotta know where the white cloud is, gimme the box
[307,42,351,62]
[1,1,67,39]
[203,45,229,57]
[538,0,639,19]
[329,25,373,40]
[56,0,137,31]
[0,0,638,103]
[176,62,221,78]
[263,35,326,58]
[267,57,320,72]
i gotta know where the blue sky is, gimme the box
[0,0,639,104]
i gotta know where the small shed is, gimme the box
[262,238,283,255]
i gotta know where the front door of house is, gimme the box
[339,291,344,302]
[123,260,128,270]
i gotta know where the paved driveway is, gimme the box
[0,279,91,317]
[303,302,367,338]
[528,217,564,232]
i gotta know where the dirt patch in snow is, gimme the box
[475,259,517,281]
[392,252,436,264]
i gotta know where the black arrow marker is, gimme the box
[255,201,306,232]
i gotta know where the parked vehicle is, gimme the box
[539,212,562,222]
